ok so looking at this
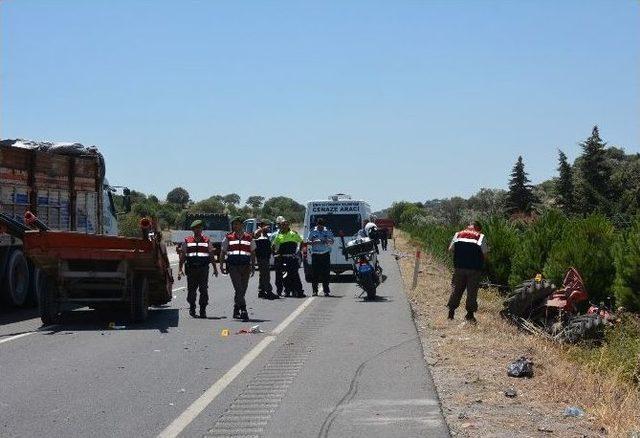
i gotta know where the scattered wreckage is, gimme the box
[501,268,614,344]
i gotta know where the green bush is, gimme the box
[118,213,143,238]
[544,214,615,303]
[414,223,458,268]
[482,217,519,285]
[509,210,568,287]
[613,216,640,312]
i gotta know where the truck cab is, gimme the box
[302,194,372,276]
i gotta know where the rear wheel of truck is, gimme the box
[131,275,149,322]
[39,277,60,325]
[28,266,46,307]
[2,249,30,307]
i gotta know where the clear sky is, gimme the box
[1,1,638,210]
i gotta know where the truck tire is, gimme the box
[28,265,46,307]
[130,275,149,322]
[39,277,60,325]
[2,249,30,307]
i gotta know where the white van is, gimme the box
[303,194,372,277]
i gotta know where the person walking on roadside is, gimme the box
[272,216,286,296]
[307,217,334,296]
[178,219,218,318]
[272,218,305,298]
[446,221,488,323]
[254,219,278,300]
[379,227,389,251]
[221,217,256,321]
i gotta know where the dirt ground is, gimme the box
[393,231,639,438]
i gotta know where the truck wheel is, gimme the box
[2,249,30,307]
[39,277,60,325]
[131,275,149,322]
[28,266,46,307]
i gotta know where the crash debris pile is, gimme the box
[501,268,614,344]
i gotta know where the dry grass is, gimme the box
[394,231,640,438]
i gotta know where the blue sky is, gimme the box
[1,1,638,210]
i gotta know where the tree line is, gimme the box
[115,190,305,237]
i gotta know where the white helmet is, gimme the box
[276,216,286,224]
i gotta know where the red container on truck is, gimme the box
[374,218,395,238]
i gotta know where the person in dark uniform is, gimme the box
[447,221,488,323]
[272,219,305,298]
[254,219,278,300]
[379,227,389,251]
[178,219,218,318]
[221,217,256,321]
[307,217,334,296]
[271,216,286,296]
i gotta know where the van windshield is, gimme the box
[184,216,230,231]
[310,214,361,237]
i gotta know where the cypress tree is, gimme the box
[576,126,611,214]
[556,150,575,211]
[507,156,537,214]
[613,216,640,312]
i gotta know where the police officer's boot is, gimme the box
[465,312,477,324]
[239,307,249,322]
[189,305,197,318]
[233,305,241,319]
[199,306,207,319]
[447,308,455,320]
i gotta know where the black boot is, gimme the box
[199,307,207,319]
[447,308,455,320]
[465,312,477,323]
[258,291,267,299]
[189,305,197,318]
[233,305,240,319]
[266,292,279,300]
[240,308,249,322]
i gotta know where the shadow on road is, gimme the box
[43,308,180,334]
[0,307,41,326]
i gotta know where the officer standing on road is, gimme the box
[379,227,389,251]
[272,218,305,298]
[307,217,334,296]
[178,219,218,318]
[272,216,286,296]
[447,221,488,323]
[254,219,278,300]
[221,217,256,321]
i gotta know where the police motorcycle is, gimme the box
[340,234,382,300]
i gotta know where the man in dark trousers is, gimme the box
[447,221,488,323]
[254,219,278,300]
[272,218,305,298]
[307,217,335,296]
[271,216,286,296]
[221,217,256,321]
[178,219,218,318]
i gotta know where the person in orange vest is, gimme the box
[447,221,488,323]
[220,217,256,321]
[178,219,218,318]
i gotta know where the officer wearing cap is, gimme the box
[271,216,286,296]
[254,219,278,300]
[272,218,305,298]
[178,219,218,318]
[221,216,256,321]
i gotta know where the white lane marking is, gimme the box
[157,297,315,438]
[271,296,316,335]
[172,287,186,292]
[0,324,59,346]
[0,332,34,345]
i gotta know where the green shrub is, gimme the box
[544,214,615,303]
[509,210,568,287]
[415,223,458,268]
[482,216,519,285]
[118,213,143,237]
[613,216,640,312]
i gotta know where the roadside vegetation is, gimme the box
[388,126,640,434]
[113,189,305,237]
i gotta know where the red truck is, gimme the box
[374,218,395,238]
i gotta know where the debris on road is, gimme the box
[220,329,229,337]
[564,406,585,417]
[108,322,126,330]
[236,325,264,335]
[507,357,534,378]
[504,389,518,398]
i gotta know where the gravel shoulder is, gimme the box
[394,231,620,438]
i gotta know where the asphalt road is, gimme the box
[0,246,449,438]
